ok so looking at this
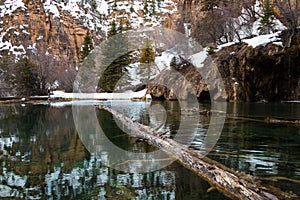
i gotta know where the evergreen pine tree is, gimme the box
[90,0,97,11]
[139,39,156,82]
[125,20,132,31]
[15,58,39,96]
[157,0,161,9]
[258,0,275,34]
[150,0,156,15]
[98,21,132,92]
[80,32,94,61]
[113,0,117,10]
[107,20,118,38]
[143,1,149,14]
[170,56,178,70]
[118,21,124,33]
[130,5,135,13]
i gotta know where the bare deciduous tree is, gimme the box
[274,0,300,46]
[194,0,259,45]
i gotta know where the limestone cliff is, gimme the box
[147,61,209,101]
[215,41,300,102]
[0,0,299,100]
[0,0,178,92]
[146,32,300,102]
[1,1,102,61]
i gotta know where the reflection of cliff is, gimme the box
[0,105,88,194]
[0,104,179,199]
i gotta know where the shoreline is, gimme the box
[0,89,148,104]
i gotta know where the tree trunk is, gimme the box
[98,105,298,200]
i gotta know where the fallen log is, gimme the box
[200,110,300,126]
[98,106,298,200]
[227,114,300,125]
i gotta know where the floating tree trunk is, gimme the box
[98,106,298,200]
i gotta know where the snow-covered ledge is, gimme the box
[50,89,147,100]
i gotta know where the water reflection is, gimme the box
[209,102,300,195]
[0,104,175,199]
[0,102,299,199]
[0,103,226,199]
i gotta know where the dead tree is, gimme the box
[98,106,298,200]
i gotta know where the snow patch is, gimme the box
[243,32,282,48]
[0,185,13,197]
[155,50,177,71]
[22,29,30,35]
[217,31,283,51]
[0,0,27,18]
[50,89,147,101]
[97,1,109,15]
[43,0,60,18]
[189,50,208,68]
[218,0,286,47]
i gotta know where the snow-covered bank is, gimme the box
[217,31,284,51]
[50,89,147,100]
[46,100,106,108]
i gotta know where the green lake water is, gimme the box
[0,101,299,199]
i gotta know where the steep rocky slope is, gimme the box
[0,0,177,62]
[0,0,299,100]
[216,40,300,102]
[146,31,300,102]
[0,0,178,93]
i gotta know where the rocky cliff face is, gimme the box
[215,41,299,102]
[0,1,100,62]
[0,0,99,92]
[146,33,300,102]
[145,0,300,102]
[0,0,178,62]
[146,60,209,101]
[0,0,178,92]
[0,0,299,100]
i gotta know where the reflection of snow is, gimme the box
[97,168,109,186]
[0,185,13,197]
[0,171,27,197]
[117,174,131,185]
[240,150,280,175]
[40,155,176,199]
[47,100,106,107]
[6,172,27,187]
[0,135,18,150]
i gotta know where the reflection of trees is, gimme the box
[0,105,88,188]
[96,109,157,153]
[2,103,298,198]
[0,104,179,199]
[0,105,179,198]
[145,101,181,136]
